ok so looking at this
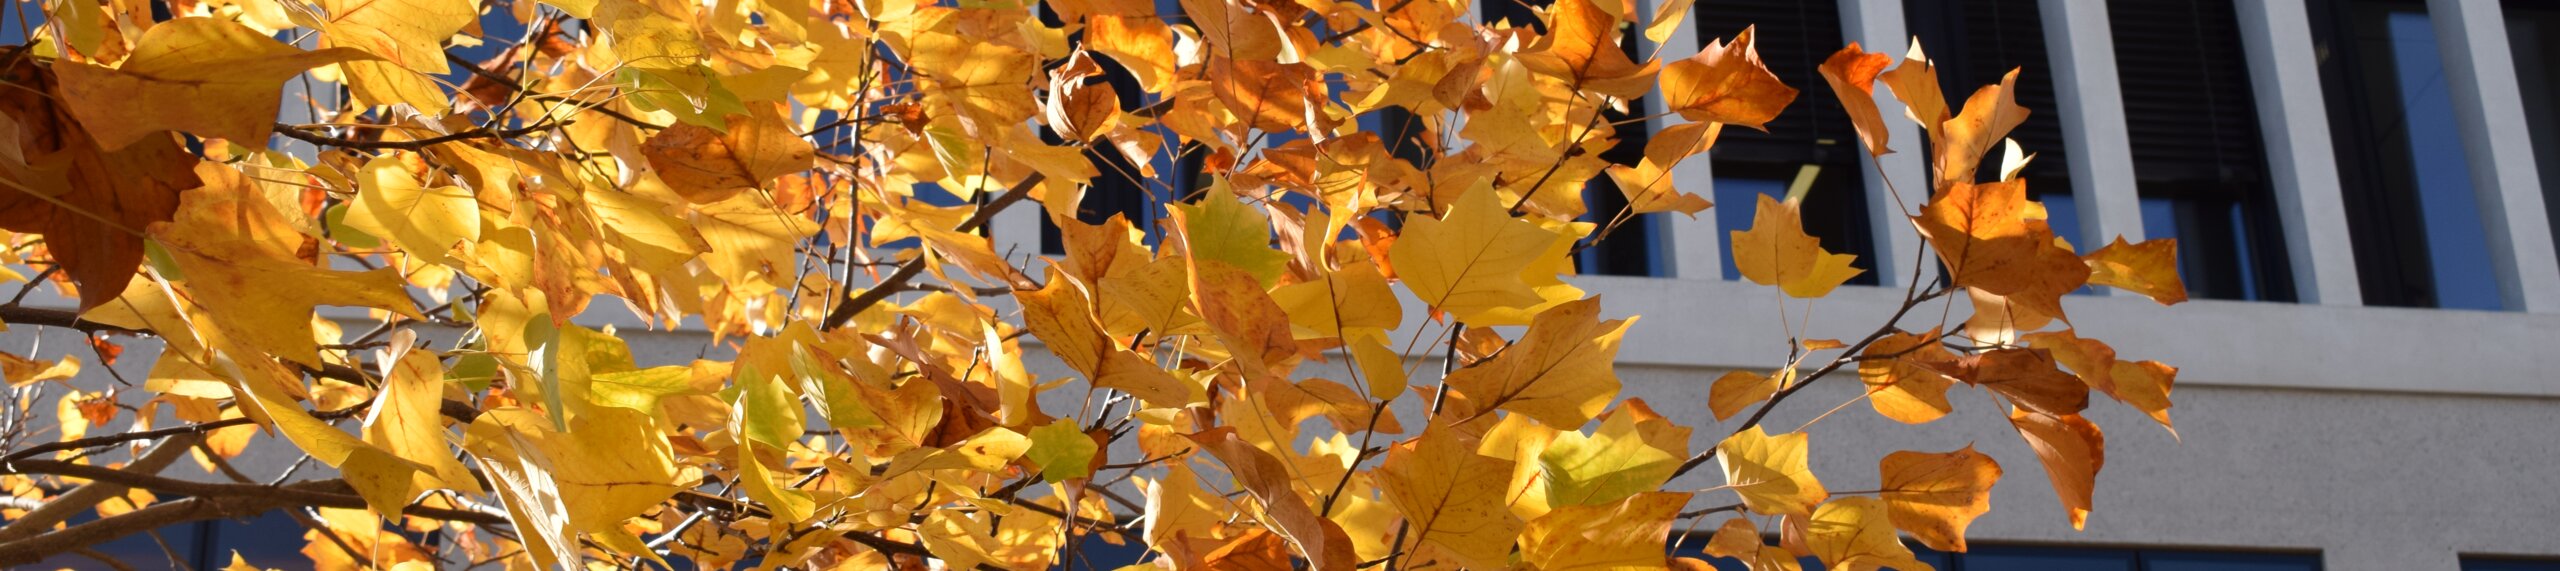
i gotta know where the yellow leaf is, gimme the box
[1516,491,1691,570]
[1878,446,2000,552]
[1267,258,1402,340]
[1955,348,2089,416]
[1376,424,1521,570]
[53,17,370,149]
[1807,497,1936,571]
[1169,192,1291,286]
[1390,186,1564,322]
[345,156,479,264]
[1538,408,1680,507]
[1716,426,1826,517]
[1605,159,1712,217]
[1858,329,1958,424]
[308,0,475,74]
[1708,369,1778,422]
[1702,518,1802,571]
[153,165,426,367]
[1732,194,1864,298]
[1087,16,1177,92]
[2084,236,2188,305]
[362,349,483,499]
[2007,408,2104,529]
[1443,296,1632,427]
[1932,69,2032,190]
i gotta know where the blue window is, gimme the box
[2314,0,2507,310]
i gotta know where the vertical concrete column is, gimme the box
[990,191,1043,269]
[2234,0,2366,306]
[2429,0,2560,312]
[1839,0,1935,287]
[1637,0,1725,281]
[2039,0,2148,273]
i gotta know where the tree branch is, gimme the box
[0,433,200,542]
[819,172,1045,330]
[0,306,141,334]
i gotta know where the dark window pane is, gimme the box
[1697,0,1878,283]
[2142,551,2324,571]
[2314,0,2505,310]
[2106,0,2297,302]
[1906,0,2075,194]
[2505,0,2560,263]
[1961,546,2143,571]
[2466,557,2560,571]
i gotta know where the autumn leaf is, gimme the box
[1443,296,1633,427]
[1521,0,1661,99]
[1912,179,2089,320]
[0,60,202,310]
[1859,329,1959,424]
[2085,236,2189,305]
[1708,369,1779,422]
[52,17,371,149]
[1820,43,1895,157]
[2009,408,2106,529]
[642,105,816,204]
[1732,194,1866,298]
[1516,491,1692,570]
[1808,497,1938,571]
[1390,186,1567,322]
[1377,425,1521,569]
[1717,426,1828,517]
[1879,446,2000,551]
[1661,27,1798,130]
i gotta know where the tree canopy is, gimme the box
[0,0,2188,568]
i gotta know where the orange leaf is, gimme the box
[1521,0,1661,99]
[1819,43,1894,157]
[1879,446,2001,551]
[1955,348,2089,416]
[1857,328,1957,424]
[1661,26,1797,130]
[1878,39,1949,133]
[1731,194,1864,298]
[1911,179,2088,320]
[2084,236,2188,305]
[1932,69,2031,190]
[2008,408,2105,530]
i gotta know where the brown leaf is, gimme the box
[1955,348,2089,416]
[642,104,815,204]
[0,59,202,310]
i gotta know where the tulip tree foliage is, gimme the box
[0,0,2190,566]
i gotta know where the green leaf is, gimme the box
[587,366,701,413]
[1537,411,1679,507]
[1024,419,1099,482]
